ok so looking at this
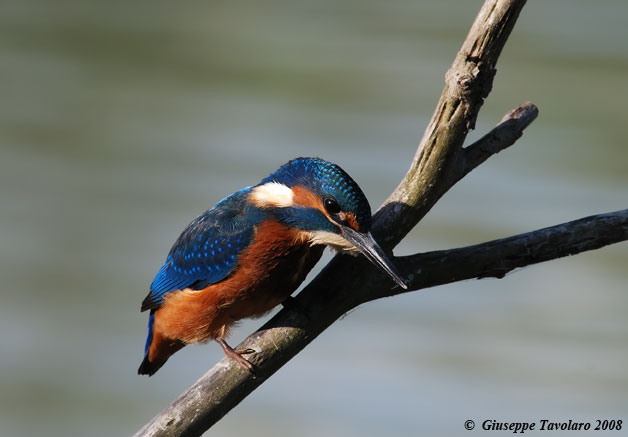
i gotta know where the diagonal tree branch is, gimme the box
[134,1,624,435]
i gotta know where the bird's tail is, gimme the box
[137,354,163,376]
[138,311,184,376]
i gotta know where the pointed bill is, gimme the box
[339,227,408,289]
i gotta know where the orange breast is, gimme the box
[153,220,324,344]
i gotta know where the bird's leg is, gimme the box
[215,337,255,373]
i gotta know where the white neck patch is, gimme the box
[249,182,295,208]
[304,230,359,254]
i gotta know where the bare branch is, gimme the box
[462,101,538,177]
[371,209,628,300]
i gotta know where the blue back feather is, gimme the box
[144,311,155,355]
[141,188,262,311]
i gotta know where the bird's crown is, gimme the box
[254,157,372,232]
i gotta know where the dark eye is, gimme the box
[323,197,341,214]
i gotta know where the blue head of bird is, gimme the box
[249,157,407,289]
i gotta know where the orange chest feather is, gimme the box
[157,220,323,342]
[223,220,323,318]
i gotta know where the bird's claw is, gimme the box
[217,338,256,374]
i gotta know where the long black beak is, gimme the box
[340,226,408,289]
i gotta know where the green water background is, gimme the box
[1,1,627,435]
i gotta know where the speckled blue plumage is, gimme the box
[142,188,263,312]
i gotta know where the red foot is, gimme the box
[216,338,255,373]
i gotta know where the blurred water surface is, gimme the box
[1,1,627,436]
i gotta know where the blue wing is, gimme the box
[141,188,262,311]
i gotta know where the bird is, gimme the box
[138,157,407,376]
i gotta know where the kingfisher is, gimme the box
[138,157,407,376]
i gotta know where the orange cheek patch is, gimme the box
[292,186,361,230]
[292,186,325,211]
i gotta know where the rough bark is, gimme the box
[134,1,627,436]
